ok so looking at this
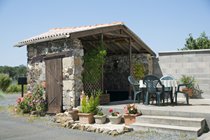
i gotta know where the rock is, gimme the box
[87,126,95,132]
[72,123,80,129]
[103,129,111,134]
[31,111,37,115]
[63,121,74,128]
[56,113,65,117]
[110,130,119,136]
[95,128,101,133]
[123,126,133,132]
[100,128,105,133]
[60,116,74,124]
[56,119,61,123]
[79,125,86,131]
[116,129,124,134]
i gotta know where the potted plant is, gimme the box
[124,104,141,125]
[180,75,195,97]
[78,94,100,124]
[108,108,122,124]
[94,108,107,124]
[92,90,110,105]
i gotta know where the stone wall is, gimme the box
[156,49,210,98]
[104,53,152,91]
[27,38,84,109]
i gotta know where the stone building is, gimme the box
[15,22,155,113]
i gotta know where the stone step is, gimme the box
[130,122,202,137]
[136,115,205,128]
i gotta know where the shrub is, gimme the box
[6,84,21,93]
[16,85,47,114]
[0,74,12,92]
[80,94,100,115]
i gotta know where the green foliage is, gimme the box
[96,108,104,116]
[132,62,145,80]
[6,84,21,93]
[180,32,210,50]
[180,75,203,98]
[16,85,47,114]
[83,43,107,84]
[0,65,27,80]
[180,75,195,88]
[0,74,12,92]
[80,94,100,114]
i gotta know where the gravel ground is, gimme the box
[0,94,199,140]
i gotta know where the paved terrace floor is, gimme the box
[100,98,210,125]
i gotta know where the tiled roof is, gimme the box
[14,22,124,47]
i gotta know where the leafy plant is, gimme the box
[16,84,47,114]
[180,75,195,88]
[6,84,24,93]
[180,32,210,50]
[0,74,12,92]
[80,93,100,114]
[109,108,120,116]
[132,62,145,80]
[124,104,139,114]
[96,108,104,116]
[83,43,107,84]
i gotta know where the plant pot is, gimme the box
[94,114,107,124]
[182,88,193,97]
[78,113,94,124]
[124,114,140,125]
[99,94,110,105]
[66,109,79,121]
[108,115,122,124]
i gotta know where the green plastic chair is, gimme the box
[143,75,165,106]
[174,81,192,105]
[160,75,175,103]
[128,76,142,103]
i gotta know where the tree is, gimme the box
[180,32,210,50]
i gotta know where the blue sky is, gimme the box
[0,0,210,66]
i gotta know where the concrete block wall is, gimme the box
[157,49,210,98]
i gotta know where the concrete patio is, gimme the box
[100,98,210,139]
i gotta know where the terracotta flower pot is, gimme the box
[182,88,193,97]
[124,114,140,125]
[78,113,94,124]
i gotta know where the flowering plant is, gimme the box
[16,85,47,114]
[109,108,120,116]
[124,104,139,114]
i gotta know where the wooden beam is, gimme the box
[103,32,129,38]
[101,34,104,92]
[129,38,132,100]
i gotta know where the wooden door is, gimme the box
[45,57,63,113]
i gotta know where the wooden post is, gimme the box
[129,38,132,100]
[101,33,104,92]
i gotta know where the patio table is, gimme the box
[139,80,178,104]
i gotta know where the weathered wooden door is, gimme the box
[45,57,63,113]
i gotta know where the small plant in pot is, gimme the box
[124,104,141,125]
[180,75,195,97]
[78,93,100,124]
[94,108,107,124]
[108,108,122,124]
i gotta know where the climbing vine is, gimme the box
[132,62,145,80]
[83,43,107,84]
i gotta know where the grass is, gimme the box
[0,106,6,112]
[0,90,5,99]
